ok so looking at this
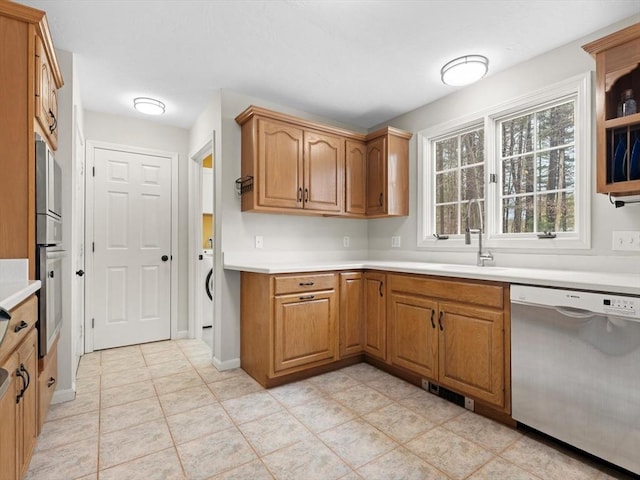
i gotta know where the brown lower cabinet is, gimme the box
[240,269,510,414]
[0,296,39,480]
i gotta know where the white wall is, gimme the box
[83,111,190,334]
[367,15,640,273]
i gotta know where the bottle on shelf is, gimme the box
[617,89,637,117]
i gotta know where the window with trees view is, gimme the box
[417,73,590,250]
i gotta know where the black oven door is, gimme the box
[37,247,65,357]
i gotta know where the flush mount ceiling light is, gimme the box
[133,97,166,115]
[440,55,489,86]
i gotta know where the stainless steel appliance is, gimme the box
[511,285,640,475]
[35,135,65,357]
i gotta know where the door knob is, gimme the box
[76,270,85,277]
[161,255,169,262]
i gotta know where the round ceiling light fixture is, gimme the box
[440,55,489,86]
[133,97,166,115]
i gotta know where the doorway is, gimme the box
[85,141,179,351]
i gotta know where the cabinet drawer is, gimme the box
[0,296,37,364]
[389,274,504,309]
[274,273,336,295]
[38,337,58,433]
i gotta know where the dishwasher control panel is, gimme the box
[603,296,639,318]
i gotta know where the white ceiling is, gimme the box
[22,0,640,130]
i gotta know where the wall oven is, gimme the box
[35,134,65,357]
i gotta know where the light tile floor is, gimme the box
[26,339,634,480]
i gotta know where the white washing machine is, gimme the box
[202,249,213,327]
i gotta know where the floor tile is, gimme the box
[158,384,218,416]
[222,391,283,424]
[502,434,602,480]
[405,426,494,480]
[356,447,448,480]
[269,381,326,408]
[262,437,350,480]
[331,384,394,415]
[289,396,356,433]
[45,392,99,422]
[338,472,363,480]
[25,436,98,480]
[207,374,262,401]
[101,396,164,433]
[468,457,542,480]
[166,403,234,445]
[101,366,151,389]
[36,411,99,452]
[140,340,182,355]
[177,428,257,480]
[363,403,434,443]
[443,410,522,453]
[144,348,186,366]
[99,447,186,480]
[365,375,421,401]
[319,419,398,469]
[99,418,173,469]
[148,358,194,379]
[100,345,142,362]
[79,352,101,367]
[153,369,204,395]
[75,375,101,394]
[209,459,274,479]
[100,379,157,409]
[399,390,465,424]
[341,363,393,383]
[187,353,215,369]
[306,370,361,393]
[196,364,244,384]
[74,474,98,480]
[75,362,102,378]
[239,410,312,456]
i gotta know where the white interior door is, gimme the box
[73,118,85,364]
[92,147,172,350]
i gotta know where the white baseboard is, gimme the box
[174,330,189,339]
[212,356,240,371]
[51,388,76,405]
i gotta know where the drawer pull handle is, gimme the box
[14,320,28,333]
[379,192,383,206]
[49,109,58,134]
[304,188,309,203]
[438,311,444,331]
[298,187,303,203]
[15,367,26,403]
[299,282,315,286]
[379,282,383,297]
[299,295,315,300]
[430,310,435,329]
[48,377,56,388]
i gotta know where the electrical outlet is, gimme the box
[612,231,640,251]
[421,379,429,391]
[255,236,263,249]
[391,236,401,248]
[464,397,475,411]
[343,236,350,248]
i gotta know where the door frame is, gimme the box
[84,140,179,352]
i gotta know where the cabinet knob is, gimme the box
[76,270,85,277]
[161,255,169,262]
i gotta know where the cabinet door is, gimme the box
[303,131,344,212]
[48,85,58,149]
[366,136,387,215]
[273,290,337,373]
[339,272,363,357]
[17,329,38,479]
[35,37,51,136]
[388,292,438,380]
[345,140,366,215]
[363,272,386,360]
[257,119,304,209]
[438,302,505,408]
[0,354,18,480]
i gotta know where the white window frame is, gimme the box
[417,72,591,251]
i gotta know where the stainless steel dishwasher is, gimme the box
[511,285,640,475]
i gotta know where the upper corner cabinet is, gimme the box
[583,22,640,196]
[365,127,412,217]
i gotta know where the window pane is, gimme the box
[502,155,534,195]
[502,114,534,157]
[537,102,574,149]
[537,147,575,192]
[461,129,484,166]
[435,204,458,235]
[461,165,484,201]
[502,196,534,233]
[537,191,575,232]
[435,138,458,171]
[435,171,458,204]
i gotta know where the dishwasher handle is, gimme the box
[553,306,599,319]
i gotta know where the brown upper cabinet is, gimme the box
[583,23,640,196]
[235,106,412,217]
[0,2,63,278]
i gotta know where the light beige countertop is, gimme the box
[223,257,640,296]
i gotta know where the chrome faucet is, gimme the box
[465,198,494,266]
